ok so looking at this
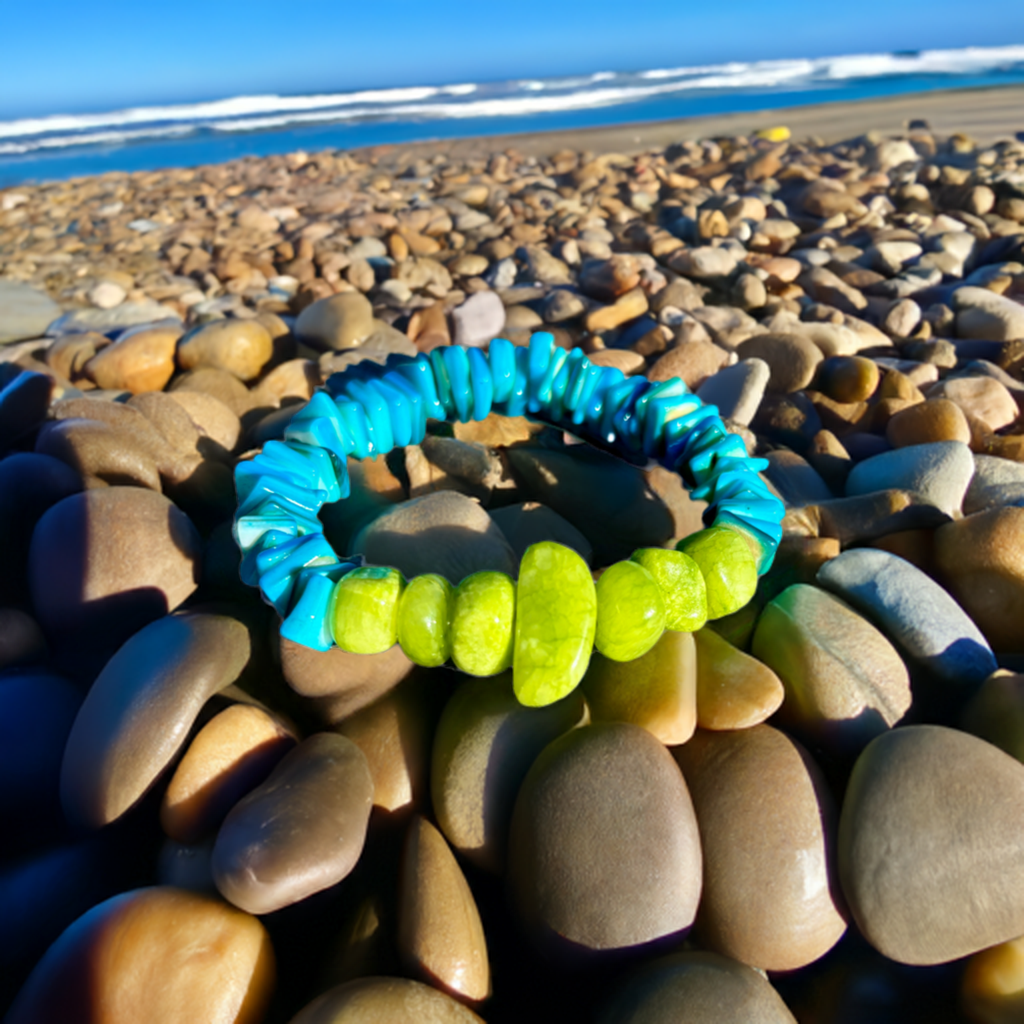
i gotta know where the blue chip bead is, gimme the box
[382,370,427,443]
[393,356,445,420]
[257,533,339,615]
[335,400,376,461]
[366,377,414,448]
[285,392,355,459]
[341,378,395,456]
[234,458,306,506]
[238,527,294,585]
[466,347,494,421]
[429,348,457,419]
[503,344,531,418]
[534,344,567,416]
[441,344,473,423]
[261,439,342,503]
[662,405,720,470]
[642,392,703,458]
[568,361,603,426]
[488,337,517,404]
[526,333,555,414]
[281,562,356,651]
[606,376,650,450]
[546,346,583,422]
[235,473,326,520]
[233,499,322,553]
[582,366,626,435]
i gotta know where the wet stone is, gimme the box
[507,721,702,952]
[212,732,373,914]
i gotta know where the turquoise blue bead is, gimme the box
[602,376,648,447]
[341,378,394,455]
[429,347,456,419]
[262,439,343,503]
[466,346,494,421]
[367,377,413,448]
[335,399,376,459]
[526,332,555,413]
[503,344,530,418]
[234,458,306,506]
[233,500,321,553]
[440,344,473,422]
[534,343,567,415]
[662,405,719,468]
[393,356,445,420]
[236,473,325,521]
[382,369,427,442]
[689,431,747,484]
[238,527,293,585]
[489,337,516,403]
[643,392,702,457]
[281,562,356,651]
[257,533,338,614]
[285,392,355,463]
[582,366,625,434]
[568,361,603,426]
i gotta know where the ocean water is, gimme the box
[2,45,1024,186]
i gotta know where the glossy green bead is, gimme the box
[329,565,405,654]
[630,547,708,632]
[675,525,757,620]
[513,541,597,707]
[450,571,516,676]
[397,573,453,667]
[594,560,666,661]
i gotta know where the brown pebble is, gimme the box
[177,319,273,381]
[694,627,785,730]
[508,722,702,952]
[35,417,161,490]
[582,629,698,745]
[161,703,297,843]
[815,355,880,404]
[397,816,490,1002]
[675,725,845,970]
[886,397,971,446]
[83,326,181,394]
[647,341,730,389]
[289,977,485,1024]
[212,733,373,914]
[5,887,274,1024]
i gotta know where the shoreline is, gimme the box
[345,83,1024,165]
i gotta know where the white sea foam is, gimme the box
[3,44,1023,157]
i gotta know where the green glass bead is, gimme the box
[630,547,708,632]
[675,525,757,620]
[594,560,666,662]
[513,541,597,707]
[450,571,516,676]
[397,573,453,667]
[329,565,405,654]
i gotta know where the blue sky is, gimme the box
[2,0,1023,119]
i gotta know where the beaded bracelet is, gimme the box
[233,333,784,707]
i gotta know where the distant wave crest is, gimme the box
[2,44,1023,156]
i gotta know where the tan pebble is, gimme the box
[674,725,846,971]
[735,333,824,394]
[333,672,441,813]
[161,703,297,843]
[295,292,375,350]
[879,368,924,402]
[4,887,274,1024]
[164,390,241,454]
[589,348,645,375]
[451,254,489,277]
[170,367,255,417]
[935,508,1024,652]
[867,527,937,576]
[927,376,1019,433]
[251,358,319,406]
[962,934,1024,1023]
[647,340,729,389]
[431,673,585,874]
[35,417,161,491]
[815,355,879,403]
[388,233,410,261]
[871,395,921,433]
[398,816,490,1002]
[583,630,697,746]
[752,583,911,756]
[584,286,648,332]
[46,331,105,382]
[694,627,785,730]
[886,397,971,446]
[177,319,273,382]
[279,636,415,723]
[290,977,485,1024]
[83,326,181,394]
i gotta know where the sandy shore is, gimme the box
[349,84,1024,164]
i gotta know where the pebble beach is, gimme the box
[2,86,1024,1023]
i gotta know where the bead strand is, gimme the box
[232,333,786,706]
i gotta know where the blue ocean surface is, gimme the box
[2,45,1024,186]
